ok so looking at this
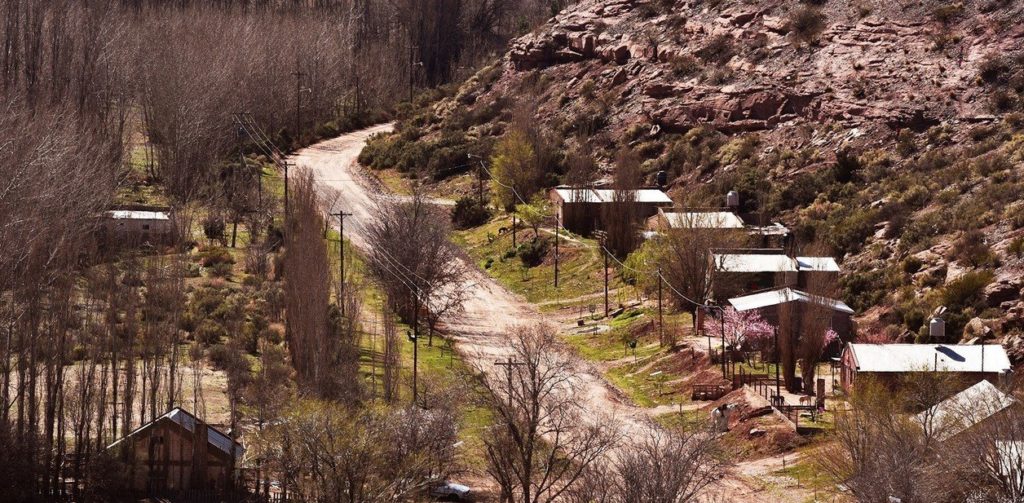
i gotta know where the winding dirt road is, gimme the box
[290,124,651,429]
[289,125,808,503]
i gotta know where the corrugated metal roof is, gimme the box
[552,187,672,204]
[916,380,1016,441]
[106,210,170,220]
[663,211,745,229]
[106,407,244,458]
[796,257,840,272]
[728,287,854,314]
[713,253,798,273]
[846,343,1013,374]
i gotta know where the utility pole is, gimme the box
[494,358,526,408]
[467,153,485,205]
[596,231,609,318]
[284,162,292,225]
[774,326,781,399]
[291,68,306,140]
[719,306,727,377]
[332,210,353,313]
[658,269,664,346]
[411,289,420,405]
[554,217,559,288]
[408,44,421,103]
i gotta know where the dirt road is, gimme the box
[291,123,652,428]
[289,125,805,503]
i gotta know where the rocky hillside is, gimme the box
[362,0,1024,358]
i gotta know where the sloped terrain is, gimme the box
[363,0,1024,355]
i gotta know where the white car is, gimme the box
[431,481,472,501]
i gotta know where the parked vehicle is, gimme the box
[431,481,472,501]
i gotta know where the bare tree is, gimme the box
[657,214,746,323]
[477,323,620,503]
[365,191,466,332]
[567,427,728,503]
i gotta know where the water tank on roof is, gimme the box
[929,317,945,341]
[656,170,668,189]
[726,190,740,208]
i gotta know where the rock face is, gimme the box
[504,0,1024,136]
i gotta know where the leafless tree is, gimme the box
[365,191,467,333]
[566,427,728,503]
[657,215,746,323]
[603,148,643,256]
[818,374,964,502]
[477,323,620,503]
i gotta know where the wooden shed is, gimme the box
[105,407,244,495]
[102,209,175,247]
[549,186,672,235]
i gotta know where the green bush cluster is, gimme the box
[451,196,492,229]
[517,237,550,267]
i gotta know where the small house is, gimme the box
[916,380,1018,441]
[102,209,174,246]
[106,407,244,494]
[839,343,1013,393]
[549,186,672,235]
[650,209,746,231]
[728,287,855,342]
[710,250,839,300]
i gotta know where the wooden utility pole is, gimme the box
[658,268,664,346]
[411,290,420,405]
[408,44,420,103]
[554,217,559,288]
[494,358,526,407]
[284,162,292,224]
[332,210,353,313]
[596,231,609,318]
[291,68,306,140]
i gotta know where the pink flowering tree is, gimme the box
[704,307,775,352]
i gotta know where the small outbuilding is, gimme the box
[710,250,839,300]
[916,380,1018,441]
[839,343,1013,393]
[549,186,672,235]
[728,287,855,341]
[105,407,244,494]
[651,209,746,231]
[102,209,175,246]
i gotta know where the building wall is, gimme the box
[121,419,232,493]
[103,218,174,246]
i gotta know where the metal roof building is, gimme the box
[916,380,1017,441]
[107,407,244,458]
[840,343,1013,392]
[551,187,673,204]
[728,287,854,314]
[660,210,746,229]
[844,343,1012,374]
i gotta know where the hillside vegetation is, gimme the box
[362,0,1024,354]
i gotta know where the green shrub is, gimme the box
[942,270,994,311]
[195,319,228,346]
[209,262,234,278]
[696,35,736,64]
[517,237,550,267]
[789,6,826,45]
[202,215,226,244]
[949,230,999,267]
[198,248,235,268]
[1008,236,1024,258]
[451,196,492,229]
